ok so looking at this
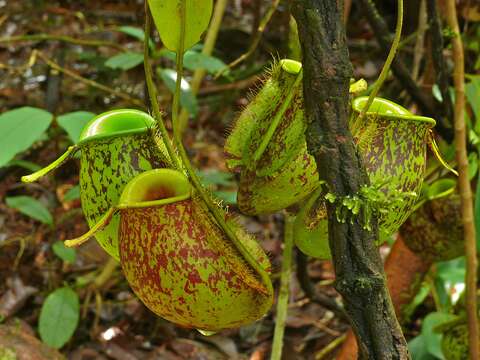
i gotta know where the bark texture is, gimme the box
[290,1,409,358]
[337,235,432,359]
[445,0,480,358]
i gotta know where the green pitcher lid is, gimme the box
[78,109,156,145]
[352,97,436,126]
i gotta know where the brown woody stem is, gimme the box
[290,0,409,357]
[445,1,480,358]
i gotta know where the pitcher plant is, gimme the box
[22,109,171,260]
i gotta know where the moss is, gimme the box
[441,323,469,360]
[0,347,17,360]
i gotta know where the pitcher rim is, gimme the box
[352,97,436,128]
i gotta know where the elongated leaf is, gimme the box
[63,185,80,201]
[118,26,146,42]
[214,190,237,205]
[198,170,234,187]
[57,111,95,143]
[466,76,480,120]
[158,68,198,116]
[421,312,457,359]
[7,159,41,172]
[39,287,80,348]
[476,162,480,249]
[148,0,213,52]
[160,50,227,73]
[105,52,144,70]
[117,26,155,50]
[52,241,76,263]
[408,335,437,360]
[0,107,53,167]
[6,196,53,226]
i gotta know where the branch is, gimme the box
[445,1,480,358]
[427,0,454,128]
[214,0,280,78]
[359,0,454,142]
[337,234,432,359]
[0,34,126,52]
[270,213,295,360]
[290,1,409,358]
[37,52,145,109]
[295,251,348,321]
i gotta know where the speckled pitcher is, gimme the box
[295,97,436,259]
[65,169,273,331]
[22,109,171,260]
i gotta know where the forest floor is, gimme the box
[0,1,439,359]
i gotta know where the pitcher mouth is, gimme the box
[352,97,436,127]
[118,169,192,208]
[78,109,156,146]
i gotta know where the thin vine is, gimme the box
[270,213,295,360]
[356,0,403,122]
[143,5,181,170]
[168,0,273,296]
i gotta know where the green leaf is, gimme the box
[117,26,155,50]
[118,26,146,42]
[214,191,237,205]
[476,159,480,250]
[469,151,479,180]
[403,281,431,321]
[158,68,198,116]
[436,257,466,305]
[466,76,480,121]
[38,287,80,349]
[7,159,41,172]
[421,312,457,359]
[52,241,76,263]
[105,52,144,70]
[57,111,95,143]
[6,196,53,226]
[148,0,213,52]
[0,107,53,167]
[432,84,443,102]
[198,170,234,187]
[408,335,438,360]
[63,185,80,202]
[426,179,456,200]
[160,50,227,74]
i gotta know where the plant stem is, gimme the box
[0,33,126,51]
[411,0,427,81]
[358,0,455,141]
[143,4,181,170]
[338,234,432,359]
[170,0,273,297]
[356,0,403,122]
[427,0,454,128]
[445,1,480,358]
[291,0,409,357]
[315,334,347,360]
[295,251,348,320]
[270,213,295,360]
[93,258,119,289]
[215,0,280,78]
[37,52,145,108]
[178,0,228,133]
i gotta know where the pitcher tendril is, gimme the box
[168,0,273,296]
[144,4,181,170]
[356,0,403,123]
